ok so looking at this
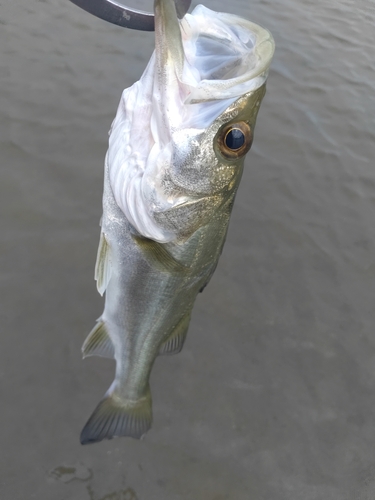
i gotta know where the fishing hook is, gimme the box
[68,0,192,31]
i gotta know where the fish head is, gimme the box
[108,1,275,242]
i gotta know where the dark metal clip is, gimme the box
[68,0,191,31]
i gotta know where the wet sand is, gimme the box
[1,0,375,498]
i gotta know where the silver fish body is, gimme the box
[80,0,274,444]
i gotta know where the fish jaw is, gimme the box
[153,0,187,134]
[154,0,184,82]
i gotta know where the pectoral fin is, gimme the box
[132,235,189,275]
[82,320,114,359]
[95,232,112,296]
[159,312,191,355]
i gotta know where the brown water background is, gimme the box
[1,0,375,498]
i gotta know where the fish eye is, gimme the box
[217,122,253,160]
[225,128,245,150]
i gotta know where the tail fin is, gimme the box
[80,386,152,445]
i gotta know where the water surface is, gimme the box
[1,0,374,498]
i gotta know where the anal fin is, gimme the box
[82,320,114,359]
[159,312,191,355]
[95,232,112,296]
[80,386,152,444]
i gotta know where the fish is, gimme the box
[80,0,274,445]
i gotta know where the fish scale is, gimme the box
[80,0,274,444]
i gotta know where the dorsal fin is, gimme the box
[95,231,112,295]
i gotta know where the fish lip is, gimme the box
[154,0,185,75]
[153,0,188,132]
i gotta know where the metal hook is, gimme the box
[68,0,192,31]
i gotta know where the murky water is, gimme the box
[1,0,374,498]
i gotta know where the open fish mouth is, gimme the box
[155,1,275,107]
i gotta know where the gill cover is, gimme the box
[108,1,274,242]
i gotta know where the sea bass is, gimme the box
[80,0,274,444]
